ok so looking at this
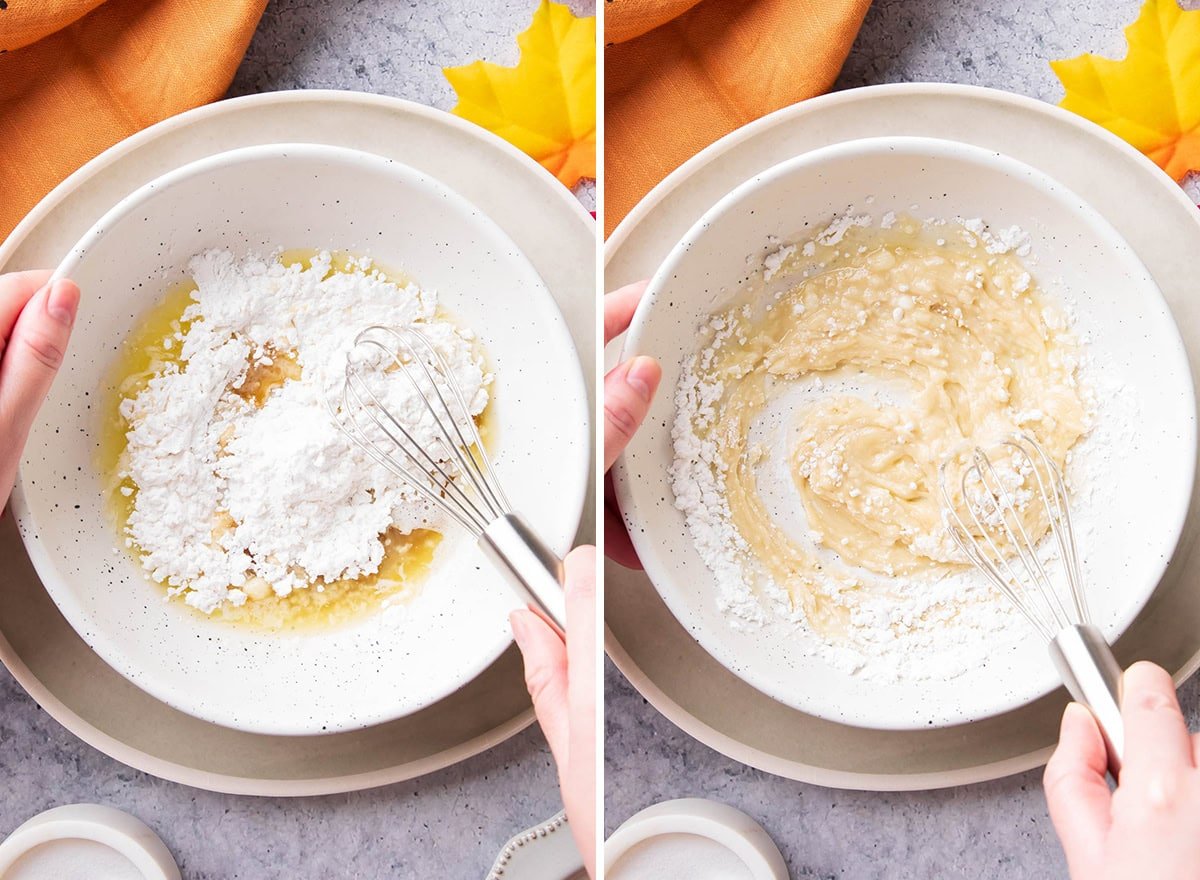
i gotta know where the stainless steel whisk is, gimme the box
[939,434,1123,774]
[332,325,566,632]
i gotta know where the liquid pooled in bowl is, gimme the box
[97,249,493,631]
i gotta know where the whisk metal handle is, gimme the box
[480,513,567,635]
[1049,624,1124,776]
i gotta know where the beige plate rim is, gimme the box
[603,81,1200,791]
[0,89,594,796]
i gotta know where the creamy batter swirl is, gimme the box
[678,219,1086,637]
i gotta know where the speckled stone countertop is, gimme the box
[0,3,589,879]
[604,3,1199,879]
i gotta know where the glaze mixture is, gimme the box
[101,250,491,623]
[671,216,1093,673]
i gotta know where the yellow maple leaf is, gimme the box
[444,1,596,189]
[1051,0,1200,181]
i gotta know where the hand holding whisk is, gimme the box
[939,434,1124,776]
[332,324,567,633]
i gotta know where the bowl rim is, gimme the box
[15,141,590,735]
[613,134,1198,730]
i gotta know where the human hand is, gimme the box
[602,280,660,568]
[1045,661,1200,879]
[0,272,80,508]
[510,546,597,877]
[507,280,659,877]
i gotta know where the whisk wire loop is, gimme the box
[950,507,1059,642]
[342,358,488,533]
[1021,437,1088,624]
[350,335,495,529]
[942,510,1055,639]
[374,325,512,519]
[938,434,1084,642]
[974,447,1072,635]
[334,324,511,539]
[939,433,1124,775]
[328,322,567,632]
[942,461,1056,639]
[324,369,471,531]
[339,382,482,531]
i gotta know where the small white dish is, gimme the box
[486,812,585,880]
[14,143,590,735]
[612,136,1196,730]
[605,799,787,880]
[0,804,179,880]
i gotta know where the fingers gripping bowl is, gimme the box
[13,144,590,735]
[611,137,1196,730]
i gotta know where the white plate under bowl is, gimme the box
[13,142,590,736]
[612,136,1195,730]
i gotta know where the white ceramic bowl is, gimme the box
[15,143,590,735]
[612,136,1196,729]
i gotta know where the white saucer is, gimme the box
[605,82,1200,789]
[0,90,595,794]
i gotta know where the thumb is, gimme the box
[0,279,80,443]
[511,608,570,768]
[603,356,660,471]
[1044,702,1111,877]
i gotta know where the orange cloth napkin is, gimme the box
[0,0,267,243]
[605,0,872,236]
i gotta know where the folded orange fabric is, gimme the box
[604,0,871,236]
[0,0,267,243]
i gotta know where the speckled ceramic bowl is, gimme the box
[15,143,590,735]
[612,136,1196,730]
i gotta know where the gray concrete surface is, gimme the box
[606,665,1200,879]
[605,2,1196,878]
[0,2,591,879]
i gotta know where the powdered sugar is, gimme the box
[960,217,1032,256]
[762,243,796,282]
[815,213,872,246]
[118,250,489,613]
